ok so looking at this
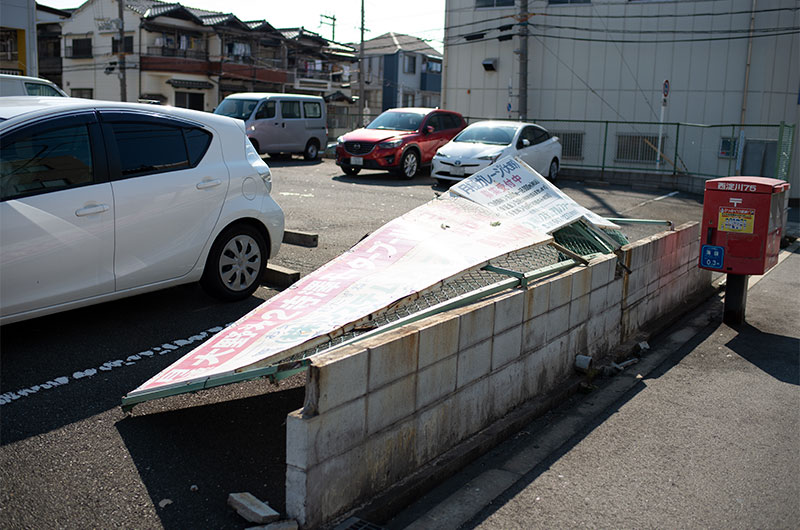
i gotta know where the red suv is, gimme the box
[336,108,466,178]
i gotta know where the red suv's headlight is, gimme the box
[378,139,403,149]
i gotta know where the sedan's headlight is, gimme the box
[378,139,403,149]
[434,151,449,159]
[477,152,503,163]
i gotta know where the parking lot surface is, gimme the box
[0,158,705,528]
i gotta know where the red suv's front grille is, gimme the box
[344,141,375,155]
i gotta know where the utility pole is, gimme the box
[320,14,336,42]
[518,0,528,121]
[117,0,127,101]
[358,0,365,125]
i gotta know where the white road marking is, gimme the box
[620,190,679,214]
[279,192,314,198]
[0,324,230,406]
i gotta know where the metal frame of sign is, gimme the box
[122,156,620,410]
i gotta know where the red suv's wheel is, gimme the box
[397,149,419,179]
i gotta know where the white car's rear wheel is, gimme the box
[548,159,559,181]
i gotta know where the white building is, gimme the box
[0,0,39,76]
[443,0,799,196]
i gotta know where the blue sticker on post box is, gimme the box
[701,245,725,269]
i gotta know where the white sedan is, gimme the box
[0,97,284,325]
[432,121,562,187]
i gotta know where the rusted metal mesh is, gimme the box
[278,223,628,362]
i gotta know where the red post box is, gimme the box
[699,176,790,275]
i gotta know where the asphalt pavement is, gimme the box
[377,236,799,529]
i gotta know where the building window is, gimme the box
[70,38,92,58]
[719,137,739,158]
[616,134,660,163]
[402,92,415,107]
[476,0,514,7]
[553,132,584,160]
[549,0,591,4]
[175,91,204,111]
[404,55,416,74]
[112,36,133,54]
[71,88,93,98]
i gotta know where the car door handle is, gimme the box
[196,179,222,190]
[75,204,109,217]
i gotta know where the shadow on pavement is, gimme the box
[725,323,799,385]
[332,172,436,188]
[116,386,305,529]
[0,284,267,446]
[452,300,724,529]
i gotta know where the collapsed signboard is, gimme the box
[124,157,614,405]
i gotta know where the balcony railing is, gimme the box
[146,46,207,60]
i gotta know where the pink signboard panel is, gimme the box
[127,194,551,399]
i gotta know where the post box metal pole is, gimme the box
[724,273,749,326]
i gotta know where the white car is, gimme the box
[432,121,562,187]
[0,97,284,325]
[0,74,68,97]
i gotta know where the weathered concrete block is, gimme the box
[625,240,649,271]
[458,300,495,350]
[286,445,368,530]
[569,322,588,357]
[417,313,460,369]
[522,347,547,397]
[545,303,570,342]
[286,397,367,470]
[590,254,616,290]
[589,284,607,317]
[456,339,492,388]
[493,289,524,334]
[416,356,457,409]
[455,378,491,440]
[367,375,416,435]
[415,394,459,465]
[524,281,550,321]
[368,329,419,391]
[608,277,623,305]
[490,360,525,420]
[569,294,590,330]
[570,266,592,301]
[228,492,280,524]
[548,273,572,310]
[365,417,418,490]
[522,313,546,353]
[624,286,646,308]
[492,325,522,370]
[587,314,605,346]
[311,345,368,414]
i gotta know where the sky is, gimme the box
[39,0,447,51]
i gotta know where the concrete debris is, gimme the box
[228,492,280,524]
[604,358,640,376]
[638,341,651,352]
[158,499,172,508]
[190,484,198,492]
[247,520,299,530]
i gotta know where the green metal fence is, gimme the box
[466,117,795,182]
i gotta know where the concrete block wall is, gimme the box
[286,222,710,528]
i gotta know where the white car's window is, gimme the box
[1,121,94,201]
[455,125,516,145]
[108,121,190,178]
[24,82,63,97]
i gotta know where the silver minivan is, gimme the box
[214,92,327,160]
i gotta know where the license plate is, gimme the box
[351,156,363,166]
[451,165,465,176]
